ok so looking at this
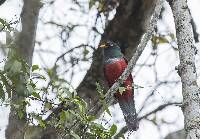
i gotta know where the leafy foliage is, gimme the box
[0,18,14,32]
[0,54,120,138]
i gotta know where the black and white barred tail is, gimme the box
[118,98,139,131]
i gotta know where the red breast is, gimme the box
[104,59,133,101]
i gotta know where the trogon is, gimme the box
[100,41,138,131]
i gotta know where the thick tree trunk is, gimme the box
[5,0,42,139]
[171,0,200,138]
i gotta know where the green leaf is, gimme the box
[32,92,41,99]
[0,73,12,97]
[118,87,126,95]
[73,97,87,114]
[60,110,66,123]
[0,18,6,25]
[102,100,111,116]
[157,37,169,44]
[96,82,111,116]
[169,33,175,40]
[109,124,117,136]
[64,110,70,121]
[18,110,24,119]
[27,84,34,94]
[10,60,22,74]
[86,115,96,122]
[68,110,82,120]
[44,102,52,110]
[47,68,53,77]
[89,0,95,9]
[95,82,104,95]
[32,65,39,72]
[39,119,46,128]
[59,86,72,98]
[91,122,105,130]
[83,48,89,56]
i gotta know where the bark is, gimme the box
[5,0,42,139]
[171,0,200,138]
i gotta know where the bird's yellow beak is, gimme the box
[99,44,108,48]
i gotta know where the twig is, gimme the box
[188,7,199,43]
[115,102,182,137]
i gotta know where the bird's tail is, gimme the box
[118,97,139,131]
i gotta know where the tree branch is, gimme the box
[188,8,199,43]
[5,0,42,139]
[170,0,200,138]
[115,102,181,137]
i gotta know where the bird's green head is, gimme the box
[99,41,123,60]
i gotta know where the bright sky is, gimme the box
[0,0,200,139]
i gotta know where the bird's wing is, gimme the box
[103,66,111,87]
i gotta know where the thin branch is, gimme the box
[138,102,181,120]
[54,44,94,65]
[188,8,199,43]
[115,102,182,137]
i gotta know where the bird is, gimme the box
[100,40,138,131]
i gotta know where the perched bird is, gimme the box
[100,41,138,131]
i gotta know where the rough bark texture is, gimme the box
[5,0,42,139]
[171,0,200,138]
[77,0,158,117]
